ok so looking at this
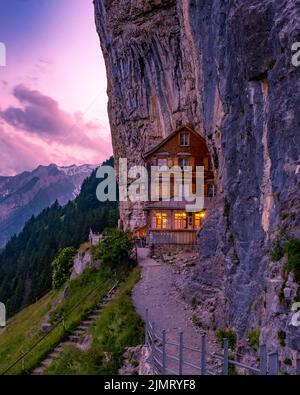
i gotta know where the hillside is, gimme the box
[0,157,118,317]
[0,250,143,375]
[0,163,96,248]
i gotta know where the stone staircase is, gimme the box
[32,284,118,375]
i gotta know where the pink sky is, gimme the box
[0,0,112,176]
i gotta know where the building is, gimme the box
[89,229,102,246]
[142,126,216,246]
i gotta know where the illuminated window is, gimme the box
[174,212,187,229]
[157,158,168,167]
[155,213,168,229]
[195,212,206,228]
[179,132,189,146]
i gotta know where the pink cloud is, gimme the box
[0,85,112,175]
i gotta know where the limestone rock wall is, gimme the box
[95,0,300,370]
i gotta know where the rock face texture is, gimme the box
[95,0,300,372]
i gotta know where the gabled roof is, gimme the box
[142,126,207,159]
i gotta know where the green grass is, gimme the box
[43,267,144,375]
[248,328,260,351]
[0,265,126,375]
[215,328,237,350]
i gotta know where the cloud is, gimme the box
[0,85,112,175]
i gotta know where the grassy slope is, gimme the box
[0,265,127,375]
[44,267,144,375]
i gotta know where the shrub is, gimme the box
[216,328,237,350]
[51,247,77,290]
[278,330,286,347]
[192,315,202,328]
[284,358,292,366]
[284,239,300,285]
[270,239,284,261]
[93,230,133,268]
[248,329,260,351]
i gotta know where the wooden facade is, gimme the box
[143,126,216,245]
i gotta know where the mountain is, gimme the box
[0,164,96,248]
[0,157,118,317]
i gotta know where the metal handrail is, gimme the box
[145,309,279,375]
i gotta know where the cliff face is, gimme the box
[95,0,300,369]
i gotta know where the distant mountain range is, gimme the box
[0,164,97,248]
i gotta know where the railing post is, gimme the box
[179,332,183,375]
[268,352,279,375]
[162,330,166,375]
[259,344,267,375]
[223,338,229,375]
[145,309,149,345]
[201,334,206,375]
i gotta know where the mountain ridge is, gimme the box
[0,163,97,247]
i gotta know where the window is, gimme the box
[157,158,168,167]
[174,212,187,229]
[208,184,216,197]
[178,158,190,169]
[180,132,189,146]
[194,212,206,228]
[155,213,168,229]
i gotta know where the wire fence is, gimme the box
[1,279,118,375]
[145,309,279,375]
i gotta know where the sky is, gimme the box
[0,0,112,176]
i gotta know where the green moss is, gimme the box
[284,239,300,285]
[268,58,276,70]
[248,329,260,351]
[224,198,230,218]
[274,191,281,202]
[192,315,202,328]
[284,358,292,366]
[270,239,285,261]
[278,330,286,347]
[191,296,197,310]
[228,233,234,246]
[215,329,237,350]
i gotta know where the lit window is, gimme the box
[180,132,189,146]
[195,212,206,228]
[174,212,187,229]
[155,213,168,229]
[157,158,168,167]
[178,158,190,169]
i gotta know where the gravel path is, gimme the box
[133,248,212,374]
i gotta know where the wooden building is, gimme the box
[143,126,216,245]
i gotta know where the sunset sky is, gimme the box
[0,0,112,176]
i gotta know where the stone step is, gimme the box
[69,335,81,342]
[32,367,44,375]
[48,351,61,359]
[72,329,85,336]
[88,314,99,320]
[77,325,87,331]
[82,320,95,326]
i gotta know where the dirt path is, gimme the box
[133,248,218,374]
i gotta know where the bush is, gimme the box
[278,330,286,347]
[284,239,300,284]
[51,247,77,290]
[248,329,260,351]
[93,230,133,268]
[216,328,237,350]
